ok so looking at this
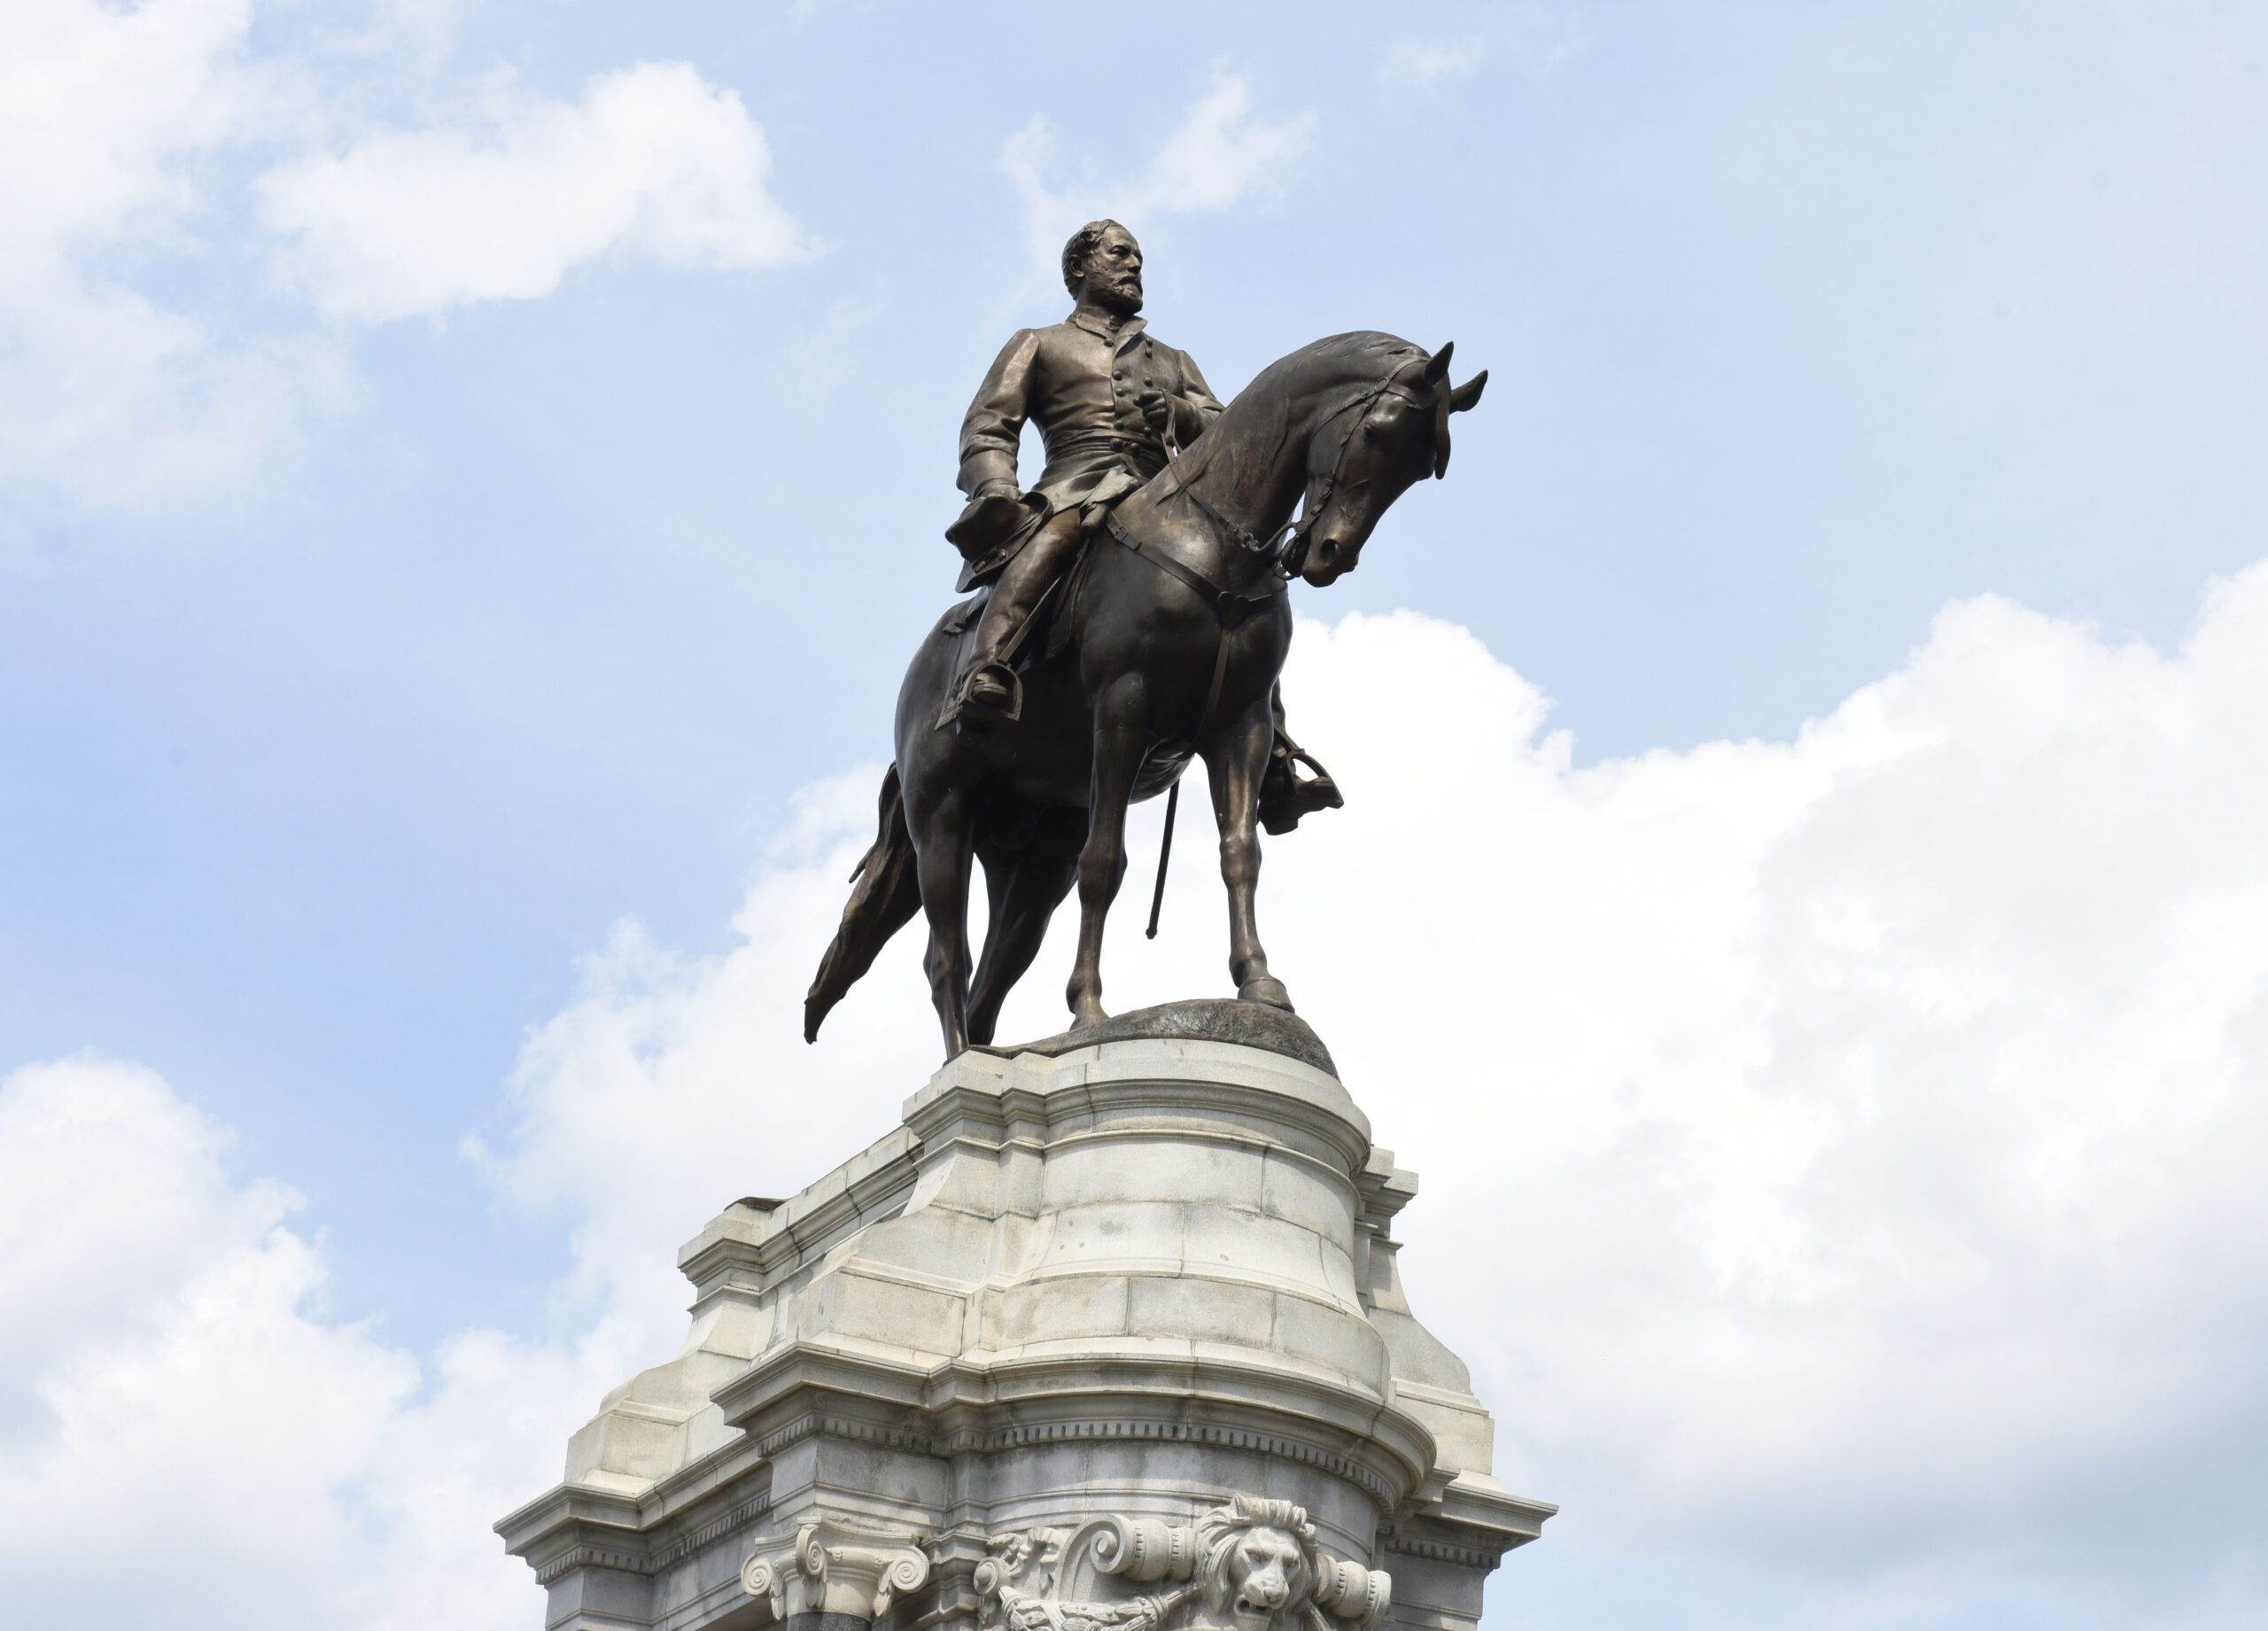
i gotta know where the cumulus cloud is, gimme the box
[259,62,821,323]
[11,565,2268,1626]
[0,1054,624,1627]
[0,0,346,509]
[0,5,813,509]
[346,0,472,74]
[1001,72,1316,291]
[494,568,2268,1623]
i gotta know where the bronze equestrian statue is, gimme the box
[941,220,1340,830]
[806,220,1486,1060]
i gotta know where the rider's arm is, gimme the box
[1169,350,1227,446]
[958,330,1041,501]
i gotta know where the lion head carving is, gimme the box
[979,1495,1391,1631]
[1193,1499,1318,1631]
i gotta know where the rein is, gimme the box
[1098,365,1439,733]
[1273,376,1437,578]
[1107,356,1443,943]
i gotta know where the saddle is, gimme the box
[932,533,1096,732]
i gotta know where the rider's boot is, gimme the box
[960,602,1026,715]
[967,663,1014,711]
[1258,695,1344,834]
[960,510,1081,717]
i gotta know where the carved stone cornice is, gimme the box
[535,1542,655,1587]
[711,1340,1439,1518]
[902,1046,1372,1179]
[679,1131,925,1307]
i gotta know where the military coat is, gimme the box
[952,310,1224,589]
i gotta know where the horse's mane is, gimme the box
[1162,331,1427,506]
[1240,330,1428,406]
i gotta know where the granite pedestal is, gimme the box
[497,1003,1553,1631]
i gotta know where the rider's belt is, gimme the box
[1046,430,1167,461]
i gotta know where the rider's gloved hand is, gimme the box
[1137,389,1175,436]
[973,478,1022,503]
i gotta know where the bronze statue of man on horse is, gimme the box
[807,219,1487,1060]
[942,219,1340,835]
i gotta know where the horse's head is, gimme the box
[1293,342,1487,587]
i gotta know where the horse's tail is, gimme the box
[804,762,921,1043]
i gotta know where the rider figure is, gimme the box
[949,219,1218,705]
[945,220,1342,832]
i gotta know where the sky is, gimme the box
[3,2,2266,1627]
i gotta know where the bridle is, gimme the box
[1097,354,1455,741]
[1178,366,1452,582]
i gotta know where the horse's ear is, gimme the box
[1449,369,1487,413]
[1422,341,1455,384]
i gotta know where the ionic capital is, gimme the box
[743,1522,933,1623]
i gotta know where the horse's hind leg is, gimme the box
[1202,701,1293,1010]
[967,809,1084,1045]
[912,789,978,1058]
[1067,680,1148,1028]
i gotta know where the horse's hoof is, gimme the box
[1238,976,1294,1011]
[1069,999,1109,1030]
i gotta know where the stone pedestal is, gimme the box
[497,1004,1553,1631]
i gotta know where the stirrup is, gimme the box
[962,664,1022,723]
[1259,745,1341,834]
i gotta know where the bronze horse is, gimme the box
[806,331,1486,1060]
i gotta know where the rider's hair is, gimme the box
[1062,220,1132,294]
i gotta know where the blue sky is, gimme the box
[4,4,2268,1627]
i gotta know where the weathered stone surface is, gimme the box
[496,1028,1549,1631]
[981,998,1338,1079]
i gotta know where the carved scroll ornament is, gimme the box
[975,1496,1391,1631]
[742,1521,932,1622]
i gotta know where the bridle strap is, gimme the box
[1096,361,1442,738]
[1276,380,1429,578]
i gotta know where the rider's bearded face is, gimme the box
[1079,228,1145,315]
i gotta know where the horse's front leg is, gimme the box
[1067,676,1148,1028]
[1201,698,1292,1010]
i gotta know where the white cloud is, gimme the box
[12,563,2268,1625]
[0,0,345,509]
[259,62,821,323]
[0,5,814,509]
[349,0,472,75]
[494,566,2268,1622]
[1381,10,1590,91]
[0,1053,622,1627]
[1002,72,1316,290]
[1380,37,1487,90]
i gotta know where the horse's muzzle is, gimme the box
[1301,533,1360,586]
